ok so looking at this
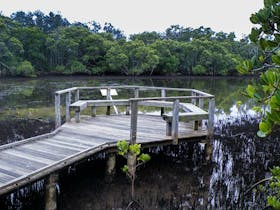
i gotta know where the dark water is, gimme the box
[0,76,279,209]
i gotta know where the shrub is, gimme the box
[16,61,36,77]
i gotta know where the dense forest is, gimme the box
[0,11,259,77]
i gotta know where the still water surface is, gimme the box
[0,76,279,209]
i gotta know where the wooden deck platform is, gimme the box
[0,85,214,199]
[0,114,207,195]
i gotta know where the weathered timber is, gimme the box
[0,86,214,197]
[130,101,138,144]
[106,88,111,115]
[208,98,215,136]
[45,173,58,210]
[66,92,71,122]
[55,94,61,128]
[161,89,166,116]
[171,100,179,144]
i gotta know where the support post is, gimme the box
[194,121,199,130]
[65,92,71,122]
[106,88,111,115]
[208,98,215,137]
[45,173,58,210]
[75,109,80,123]
[191,91,196,105]
[166,121,172,136]
[199,97,204,109]
[55,93,61,128]
[91,106,96,117]
[172,99,179,145]
[134,88,139,98]
[106,154,116,176]
[130,100,138,144]
[126,105,130,115]
[161,89,166,116]
[75,89,79,102]
[198,96,204,127]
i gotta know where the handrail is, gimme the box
[54,85,215,144]
[55,86,214,97]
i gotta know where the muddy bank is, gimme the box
[0,117,54,145]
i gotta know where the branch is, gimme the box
[244,177,272,195]
[263,79,280,101]
[252,63,280,73]
[136,161,146,168]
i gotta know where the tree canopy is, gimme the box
[0,10,258,77]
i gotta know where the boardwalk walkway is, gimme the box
[0,86,214,197]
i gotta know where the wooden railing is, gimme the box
[55,86,215,144]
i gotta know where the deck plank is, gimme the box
[14,147,64,161]
[0,114,208,195]
[2,150,55,165]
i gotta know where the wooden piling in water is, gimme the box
[45,173,58,210]
[106,154,116,176]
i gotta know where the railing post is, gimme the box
[198,95,204,127]
[55,93,61,129]
[130,100,138,144]
[92,106,96,117]
[191,91,196,105]
[199,96,204,109]
[134,88,139,98]
[172,99,179,145]
[65,91,71,122]
[75,89,79,102]
[208,98,215,136]
[161,89,166,116]
[106,88,111,115]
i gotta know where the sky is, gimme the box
[0,0,263,38]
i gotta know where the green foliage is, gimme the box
[267,166,280,209]
[53,65,65,73]
[122,165,129,173]
[193,65,207,75]
[16,60,36,77]
[0,11,257,77]
[117,140,151,175]
[117,140,129,156]
[129,144,141,156]
[67,60,87,74]
[236,60,253,74]
[137,153,151,163]
[238,0,280,137]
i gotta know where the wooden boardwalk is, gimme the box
[0,86,214,198]
[0,115,207,195]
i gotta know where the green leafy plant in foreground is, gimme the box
[237,1,280,209]
[267,166,280,209]
[117,140,150,207]
[237,0,280,137]
[247,167,280,209]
